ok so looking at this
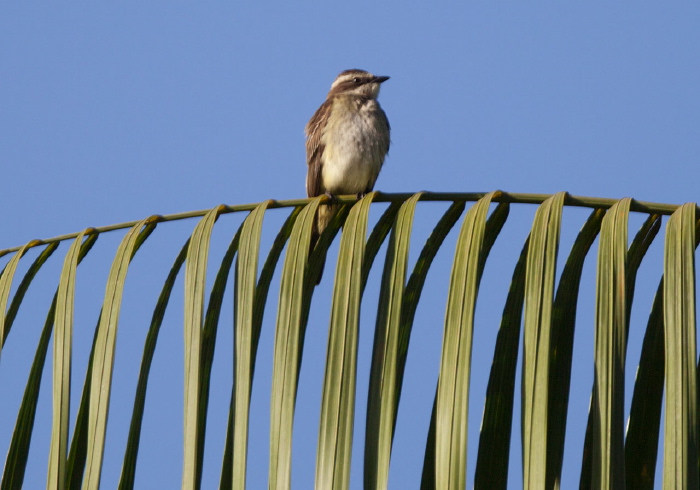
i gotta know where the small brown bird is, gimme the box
[305,69,391,281]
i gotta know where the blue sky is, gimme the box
[1,3,699,488]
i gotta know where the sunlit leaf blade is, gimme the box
[368,200,467,490]
[402,202,467,333]
[230,204,297,488]
[2,237,96,490]
[475,207,603,490]
[182,207,221,490]
[435,191,497,490]
[424,200,506,490]
[591,198,630,489]
[315,193,375,490]
[79,219,152,489]
[268,201,318,490]
[624,215,690,490]
[475,238,529,489]
[194,228,242,488]
[65,319,101,490]
[47,230,90,490]
[624,215,662,336]
[118,239,190,490]
[364,192,422,490]
[266,196,356,488]
[4,297,58,490]
[522,191,565,489]
[252,207,301,356]
[0,242,34,360]
[232,201,269,489]
[574,213,659,488]
[477,202,510,281]
[662,203,698,489]
[63,224,156,490]
[197,199,291,486]
[2,238,61,479]
[561,212,659,487]
[624,279,664,489]
[2,242,59,347]
[544,209,605,488]
[361,200,404,290]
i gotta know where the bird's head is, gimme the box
[327,69,389,99]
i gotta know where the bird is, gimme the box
[305,69,391,282]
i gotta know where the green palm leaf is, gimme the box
[0,192,697,489]
[662,203,698,489]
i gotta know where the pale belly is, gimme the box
[321,146,382,195]
[320,111,388,195]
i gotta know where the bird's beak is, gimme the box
[373,76,390,83]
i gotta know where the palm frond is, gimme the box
[0,192,697,489]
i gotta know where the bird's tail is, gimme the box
[309,203,337,285]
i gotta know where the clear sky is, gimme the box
[1,3,698,488]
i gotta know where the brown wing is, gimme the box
[378,105,391,155]
[363,105,391,194]
[305,99,332,197]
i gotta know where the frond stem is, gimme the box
[0,191,685,257]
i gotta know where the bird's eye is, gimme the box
[353,77,361,83]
